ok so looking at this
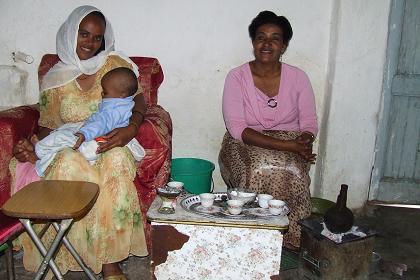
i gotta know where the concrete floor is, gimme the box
[360,205,420,279]
[0,253,151,280]
[1,205,419,279]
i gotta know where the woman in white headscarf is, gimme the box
[12,6,147,279]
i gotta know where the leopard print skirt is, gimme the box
[218,131,312,247]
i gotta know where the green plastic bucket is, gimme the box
[171,158,215,194]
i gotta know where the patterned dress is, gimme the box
[219,131,312,248]
[10,55,147,277]
[220,63,317,248]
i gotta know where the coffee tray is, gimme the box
[180,192,289,221]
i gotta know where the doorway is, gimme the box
[370,0,420,203]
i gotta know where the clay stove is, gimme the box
[298,218,375,280]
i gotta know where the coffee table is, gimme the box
[147,194,289,280]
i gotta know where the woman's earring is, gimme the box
[279,55,283,62]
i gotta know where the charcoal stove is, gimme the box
[298,218,376,280]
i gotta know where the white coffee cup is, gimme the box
[167,181,184,191]
[257,194,274,209]
[199,193,216,207]
[268,199,286,215]
[227,199,244,215]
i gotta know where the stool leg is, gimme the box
[52,222,97,280]
[34,219,73,280]
[38,222,52,239]
[20,219,66,280]
[5,240,15,280]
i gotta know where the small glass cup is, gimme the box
[227,199,244,215]
[167,181,184,191]
[268,199,286,215]
[257,194,274,209]
[199,193,216,207]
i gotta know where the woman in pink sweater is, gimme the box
[219,11,318,250]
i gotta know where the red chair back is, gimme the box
[38,54,164,106]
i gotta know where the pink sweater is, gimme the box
[222,62,318,141]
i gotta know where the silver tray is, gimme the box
[180,192,289,221]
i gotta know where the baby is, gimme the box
[35,67,145,177]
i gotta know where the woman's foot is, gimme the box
[102,262,126,279]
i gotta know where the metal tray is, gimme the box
[180,192,288,221]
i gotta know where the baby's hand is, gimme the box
[73,133,85,149]
[30,134,39,145]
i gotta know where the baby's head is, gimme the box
[101,67,138,98]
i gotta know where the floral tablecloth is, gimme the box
[148,195,288,279]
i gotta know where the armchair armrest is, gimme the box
[134,104,172,207]
[0,106,39,205]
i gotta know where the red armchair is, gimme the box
[0,54,172,250]
[0,106,37,280]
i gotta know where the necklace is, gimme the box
[267,98,277,108]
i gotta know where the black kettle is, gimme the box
[323,184,354,233]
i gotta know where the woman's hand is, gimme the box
[13,138,38,164]
[96,123,138,153]
[296,131,315,144]
[241,128,316,163]
[284,139,316,163]
[293,132,316,163]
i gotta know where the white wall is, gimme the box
[0,0,391,208]
[315,1,391,208]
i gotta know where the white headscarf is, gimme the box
[41,5,138,92]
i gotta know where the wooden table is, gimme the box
[147,194,289,280]
[2,180,99,280]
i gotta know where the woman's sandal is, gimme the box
[103,274,127,280]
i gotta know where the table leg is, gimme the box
[19,218,70,280]
[52,222,97,280]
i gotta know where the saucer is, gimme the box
[195,205,221,214]
[221,208,246,217]
[245,208,276,217]
[245,206,290,217]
